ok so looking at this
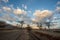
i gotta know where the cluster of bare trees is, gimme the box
[0,21,7,28]
[18,20,51,29]
[36,21,51,29]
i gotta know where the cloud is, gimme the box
[0,0,8,3]
[0,9,2,13]
[0,6,18,21]
[32,18,39,22]
[1,14,16,21]
[33,10,53,22]
[0,5,28,22]
[56,7,60,13]
[33,10,41,17]
[1,6,27,21]
[22,4,27,10]
[19,15,32,24]
[2,6,11,12]
[13,8,26,15]
[34,10,52,18]
[57,1,60,5]
[28,11,32,13]
[2,0,8,3]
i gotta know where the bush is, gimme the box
[0,21,7,28]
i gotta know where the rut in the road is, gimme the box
[16,29,30,40]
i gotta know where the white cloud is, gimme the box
[17,14,32,24]
[3,6,11,12]
[22,4,27,10]
[57,1,60,5]
[0,5,28,22]
[34,10,52,18]
[1,6,18,21]
[24,5,27,9]
[1,6,27,21]
[33,10,53,22]
[33,10,41,17]
[2,0,8,3]
[56,7,60,13]
[32,18,39,22]
[1,13,17,21]
[30,24,39,29]
[13,8,26,15]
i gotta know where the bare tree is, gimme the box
[18,21,24,28]
[45,22,50,29]
[36,23,42,29]
[20,21,24,28]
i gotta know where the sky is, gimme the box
[0,0,60,29]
